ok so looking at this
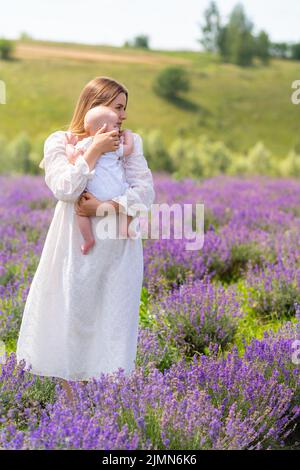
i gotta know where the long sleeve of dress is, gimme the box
[110,133,155,216]
[41,131,96,203]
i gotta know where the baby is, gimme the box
[66,105,135,254]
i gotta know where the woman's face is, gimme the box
[108,92,127,130]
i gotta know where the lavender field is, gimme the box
[1,174,300,450]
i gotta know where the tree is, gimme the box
[199,1,221,53]
[270,42,290,59]
[223,4,255,66]
[153,67,190,100]
[0,38,14,60]
[203,3,273,67]
[217,25,230,62]
[134,35,149,48]
[291,43,300,61]
[255,31,270,64]
[19,31,33,41]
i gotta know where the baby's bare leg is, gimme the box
[76,214,95,254]
[128,216,140,238]
[118,213,132,238]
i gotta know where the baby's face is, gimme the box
[86,109,120,135]
[104,117,119,133]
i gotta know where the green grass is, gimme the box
[232,279,298,355]
[0,39,300,155]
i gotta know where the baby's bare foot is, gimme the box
[81,239,95,255]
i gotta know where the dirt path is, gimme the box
[15,43,191,66]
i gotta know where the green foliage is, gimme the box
[139,287,155,328]
[199,1,221,53]
[255,31,271,65]
[18,32,33,41]
[138,288,182,373]
[169,138,204,178]
[200,3,270,67]
[203,207,223,232]
[139,128,174,172]
[170,135,234,178]
[270,42,290,59]
[1,39,300,155]
[153,67,190,100]
[159,290,238,358]
[0,38,14,60]
[0,134,9,173]
[279,150,300,177]
[246,141,274,175]
[21,376,57,410]
[7,132,32,174]
[126,35,150,49]
[197,137,232,177]
[291,43,300,61]
[29,135,47,173]
[227,155,250,176]
[220,4,255,66]
[2,128,300,178]
[232,280,287,355]
[209,243,263,284]
[0,132,43,175]
[248,280,300,321]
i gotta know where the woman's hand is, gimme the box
[75,191,120,217]
[91,124,120,155]
[75,192,100,216]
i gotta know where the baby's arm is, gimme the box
[66,143,84,165]
[120,130,134,157]
[65,132,86,165]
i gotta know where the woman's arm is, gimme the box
[43,131,97,203]
[74,192,120,216]
[42,127,120,203]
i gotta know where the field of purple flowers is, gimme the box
[1,174,300,450]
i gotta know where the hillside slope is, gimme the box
[0,39,300,155]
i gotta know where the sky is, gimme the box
[0,0,299,51]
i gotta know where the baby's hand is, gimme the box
[66,143,84,165]
[120,129,132,138]
[65,131,79,146]
[120,129,134,158]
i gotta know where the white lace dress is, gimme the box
[16,131,155,381]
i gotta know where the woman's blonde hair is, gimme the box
[68,76,128,138]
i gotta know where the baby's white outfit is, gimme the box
[76,136,129,200]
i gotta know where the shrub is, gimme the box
[247,142,275,175]
[153,67,190,100]
[209,242,264,284]
[279,150,300,178]
[0,134,10,173]
[139,129,174,172]
[246,262,300,320]
[195,136,233,177]
[152,278,241,357]
[0,38,14,60]
[169,138,205,178]
[7,132,33,175]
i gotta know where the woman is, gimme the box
[16,76,155,401]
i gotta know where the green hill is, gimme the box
[1,39,300,156]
